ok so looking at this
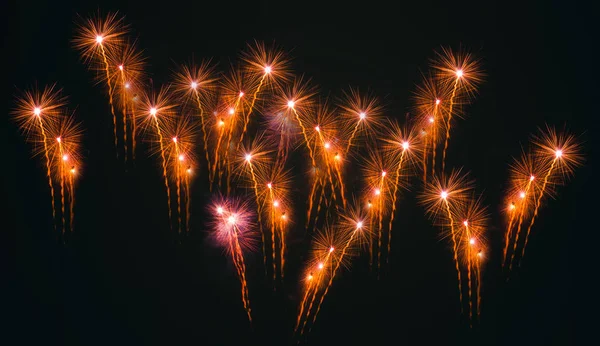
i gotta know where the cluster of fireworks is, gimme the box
[11,11,583,341]
[12,85,83,236]
[502,126,583,273]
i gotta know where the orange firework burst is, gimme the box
[47,114,83,235]
[165,116,198,234]
[73,12,128,156]
[297,204,369,338]
[412,73,451,180]
[430,47,483,173]
[455,195,489,326]
[209,196,257,323]
[109,40,146,162]
[173,60,218,176]
[420,169,475,313]
[12,84,68,233]
[380,120,421,265]
[338,87,384,155]
[507,125,583,271]
[138,86,178,231]
[361,148,394,276]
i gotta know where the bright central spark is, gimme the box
[318,262,324,269]
[228,108,235,115]
[402,141,409,150]
[456,69,464,78]
[33,107,41,116]
[191,81,198,89]
[324,142,330,149]
[125,83,130,89]
[519,191,526,199]
[227,215,237,225]
[441,190,448,199]
[62,154,69,161]
[359,112,366,120]
[239,91,244,97]
[273,201,279,207]
[381,171,387,177]
[245,154,252,162]
[287,100,295,108]
[329,246,334,253]
[96,35,104,44]
[178,154,185,161]
[267,183,272,189]
[172,137,178,143]
[264,66,272,74]
[70,168,76,174]
[435,99,441,105]
[356,221,363,228]
[56,137,61,143]
[217,206,224,214]
[463,220,469,227]
[150,107,157,116]
[118,65,123,71]
[555,149,563,158]
[428,116,434,123]
[470,238,476,245]
[315,126,320,132]
[530,175,535,181]
[374,189,381,196]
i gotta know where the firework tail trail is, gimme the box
[476,261,482,319]
[519,159,557,267]
[173,142,182,234]
[280,219,286,279]
[312,177,327,233]
[119,70,128,163]
[444,198,463,313]
[502,207,518,267]
[305,139,321,232]
[69,174,75,233]
[185,176,190,233]
[333,159,347,208]
[507,179,534,271]
[58,142,66,235]
[131,104,137,160]
[441,78,459,173]
[153,116,173,232]
[99,44,119,156]
[316,131,340,209]
[377,175,386,278]
[431,103,439,177]
[269,189,277,282]
[304,227,360,336]
[211,124,225,189]
[238,74,266,150]
[193,90,211,176]
[225,112,237,195]
[247,162,267,274]
[465,224,473,327]
[345,121,360,155]
[386,151,406,265]
[305,172,319,232]
[232,226,252,322]
[297,251,333,337]
[294,274,317,334]
[423,131,428,183]
[37,117,57,232]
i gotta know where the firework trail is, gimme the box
[441,76,460,173]
[118,67,128,161]
[507,179,534,270]
[38,116,58,230]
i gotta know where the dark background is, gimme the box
[3,1,594,345]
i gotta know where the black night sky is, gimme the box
[3,1,595,345]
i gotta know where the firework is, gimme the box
[420,169,474,312]
[173,60,218,177]
[209,197,257,322]
[506,126,582,271]
[12,85,70,234]
[73,12,128,156]
[431,47,483,173]
[381,120,420,265]
[137,87,177,230]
